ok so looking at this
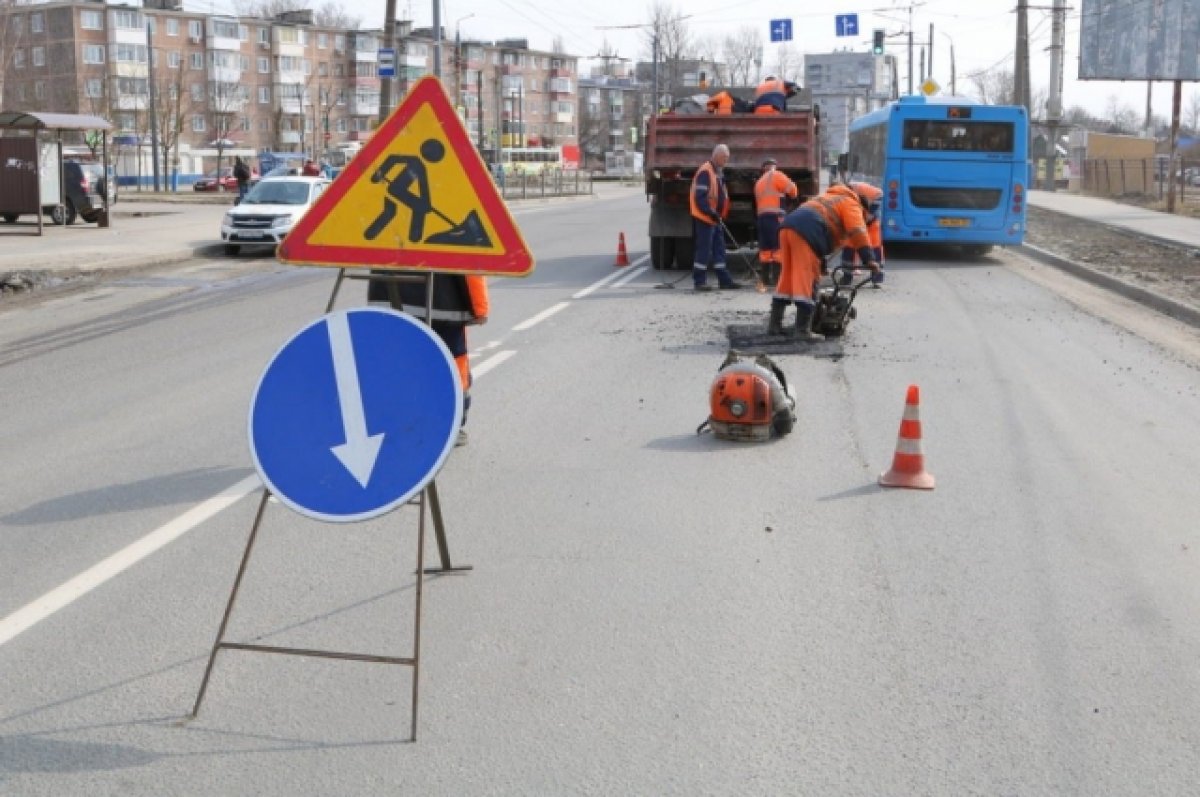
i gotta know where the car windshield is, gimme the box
[242,181,312,205]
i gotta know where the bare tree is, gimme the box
[207,78,245,184]
[722,26,762,86]
[315,1,360,29]
[643,1,692,107]
[576,89,608,171]
[1103,93,1139,134]
[770,43,801,83]
[1184,89,1200,135]
[0,0,31,107]
[154,70,193,189]
[967,68,1015,105]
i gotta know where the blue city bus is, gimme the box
[846,96,1029,254]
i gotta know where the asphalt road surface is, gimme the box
[3,191,1200,795]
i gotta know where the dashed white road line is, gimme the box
[1,260,642,648]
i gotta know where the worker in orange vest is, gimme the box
[769,184,880,339]
[706,91,735,114]
[754,158,799,284]
[838,182,886,286]
[689,143,739,290]
[753,75,799,114]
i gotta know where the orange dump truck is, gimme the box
[643,89,821,269]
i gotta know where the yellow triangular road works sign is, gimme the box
[279,76,534,276]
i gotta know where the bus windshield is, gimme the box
[901,120,1014,153]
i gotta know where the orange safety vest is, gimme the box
[754,168,798,216]
[706,92,735,114]
[802,185,873,252]
[689,160,729,223]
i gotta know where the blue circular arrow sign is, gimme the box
[249,307,463,522]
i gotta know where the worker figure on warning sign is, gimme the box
[365,137,492,248]
[366,139,445,242]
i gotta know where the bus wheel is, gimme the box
[673,236,694,271]
[962,244,993,258]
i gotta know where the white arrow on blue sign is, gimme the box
[249,307,462,523]
[836,14,859,37]
[769,19,792,43]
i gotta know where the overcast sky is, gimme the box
[194,0,1198,123]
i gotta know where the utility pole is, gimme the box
[379,0,396,120]
[907,28,914,95]
[432,0,441,80]
[1013,0,1031,111]
[1045,0,1065,191]
[928,23,933,78]
[1168,80,1182,213]
[145,22,160,192]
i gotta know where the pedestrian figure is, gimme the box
[233,156,251,203]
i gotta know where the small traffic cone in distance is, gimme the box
[879,384,936,490]
[615,232,630,267]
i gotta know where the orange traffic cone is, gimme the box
[879,384,935,490]
[614,232,630,267]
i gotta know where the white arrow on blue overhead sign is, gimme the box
[769,19,792,43]
[248,307,462,523]
[836,14,859,37]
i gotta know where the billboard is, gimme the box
[1079,0,1200,80]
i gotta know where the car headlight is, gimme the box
[272,214,294,228]
[222,213,234,226]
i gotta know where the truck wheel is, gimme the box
[673,236,694,271]
[650,236,667,270]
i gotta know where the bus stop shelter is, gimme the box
[0,111,112,236]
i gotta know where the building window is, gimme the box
[114,44,147,63]
[168,51,181,68]
[191,83,204,101]
[240,55,249,71]
[334,34,345,52]
[258,86,270,103]
[31,46,44,67]
[333,63,344,77]
[239,25,249,41]
[166,19,179,36]
[258,27,269,44]
[30,12,43,33]
[114,9,141,29]
[191,53,203,70]
[318,33,328,49]
[82,45,105,64]
[192,115,206,132]
[278,27,297,44]
[188,20,202,39]
[13,49,24,68]
[81,10,103,30]
[212,20,238,39]
[85,79,103,98]
[318,61,327,76]
[336,117,347,133]
[257,57,269,73]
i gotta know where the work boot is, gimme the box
[767,302,786,336]
[794,303,822,342]
[455,428,469,447]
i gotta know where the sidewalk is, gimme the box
[1026,189,1200,250]
[0,181,626,291]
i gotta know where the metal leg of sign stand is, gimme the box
[189,487,427,741]
[423,479,473,575]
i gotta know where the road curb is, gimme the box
[1031,203,1200,255]
[1018,242,1200,330]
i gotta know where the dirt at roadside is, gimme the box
[1025,206,1200,311]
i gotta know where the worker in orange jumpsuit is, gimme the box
[367,273,490,446]
[753,75,799,114]
[706,91,735,114]
[689,143,739,290]
[839,182,886,287]
[769,184,881,339]
[754,158,799,285]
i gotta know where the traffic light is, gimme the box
[872,29,885,55]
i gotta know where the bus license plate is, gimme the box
[938,217,971,227]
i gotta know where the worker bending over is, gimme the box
[838,182,886,286]
[769,184,881,339]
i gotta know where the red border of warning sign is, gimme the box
[278,76,534,277]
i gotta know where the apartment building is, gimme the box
[803,51,897,163]
[578,61,644,172]
[0,2,577,176]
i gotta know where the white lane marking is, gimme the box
[0,474,262,647]
[473,349,516,377]
[611,264,650,289]
[573,253,650,299]
[512,301,569,331]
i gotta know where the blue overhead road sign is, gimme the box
[249,307,462,523]
[769,19,792,43]
[836,14,859,37]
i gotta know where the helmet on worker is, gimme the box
[849,182,883,222]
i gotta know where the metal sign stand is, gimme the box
[189,269,471,740]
